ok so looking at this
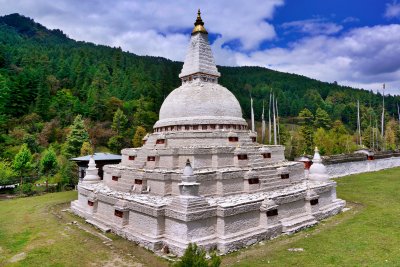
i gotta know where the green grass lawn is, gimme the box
[0,191,168,267]
[1,168,400,266]
[222,167,400,266]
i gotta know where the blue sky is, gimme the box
[0,0,399,95]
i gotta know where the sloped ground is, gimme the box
[0,191,168,267]
[1,168,400,266]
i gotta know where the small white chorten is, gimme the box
[309,147,329,181]
[82,156,101,183]
[178,159,200,197]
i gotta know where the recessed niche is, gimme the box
[114,210,124,218]
[248,178,260,184]
[281,173,289,179]
[262,153,271,158]
[238,154,248,160]
[267,209,278,217]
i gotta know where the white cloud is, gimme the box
[385,0,400,19]
[0,0,284,59]
[282,18,343,35]
[0,0,399,95]
[234,24,400,95]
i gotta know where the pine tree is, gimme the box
[108,135,126,154]
[86,64,110,120]
[13,143,33,193]
[40,147,58,191]
[35,81,51,119]
[314,107,332,129]
[132,126,147,148]
[0,73,9,114]
[298,108,314,154]
[111,108,128,135]
[63,115,89,158]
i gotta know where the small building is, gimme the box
[70,153,122,180]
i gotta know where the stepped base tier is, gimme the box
[71,10,345,256]
[71,130,345,255]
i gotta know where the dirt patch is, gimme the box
[101,254,144,267]
[9,252,26,263]
[0,194,17,200]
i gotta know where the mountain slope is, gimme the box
[0,13,398,126]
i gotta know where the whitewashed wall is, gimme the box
[326,157,400,178]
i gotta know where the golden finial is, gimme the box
[192,9,208,35]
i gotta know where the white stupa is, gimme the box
[309,147,329,181]
[82,156,101,183]
[71,10,345,256]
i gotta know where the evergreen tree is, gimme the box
[35,81,51,119]
[111,108,128,135]
[86,64,110,120]
[132,126,147,148]
[298,108,314,154]
[0,73,10,114]
[0,161,17,186]
[314,107,332,129]
[63,115,89,158]
[40,147,58,191]
[13,143,33,193]
[40,147,58,175]
[108,135,126,154]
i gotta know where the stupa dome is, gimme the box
[155,82,245,128]
[153,10,246,130]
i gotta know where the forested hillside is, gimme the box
[0,13,399,188]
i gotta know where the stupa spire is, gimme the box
[192,9,208,35]
[179,10,220,80]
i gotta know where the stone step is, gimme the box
[257,170,277,175]
[281,214,317,233]
[262,184,287,192]
[260,180,286,188]
[259,174,279,180]
[260,180,283,186]
[86,219,111,233]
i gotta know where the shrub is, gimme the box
[173,243,221,267]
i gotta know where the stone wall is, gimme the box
[327,156,400,178]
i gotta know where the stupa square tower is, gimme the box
[71,10,345,255]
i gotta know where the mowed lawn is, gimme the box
[1,168,400,266]
[0,191,168,267]
[222,167,400,266]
